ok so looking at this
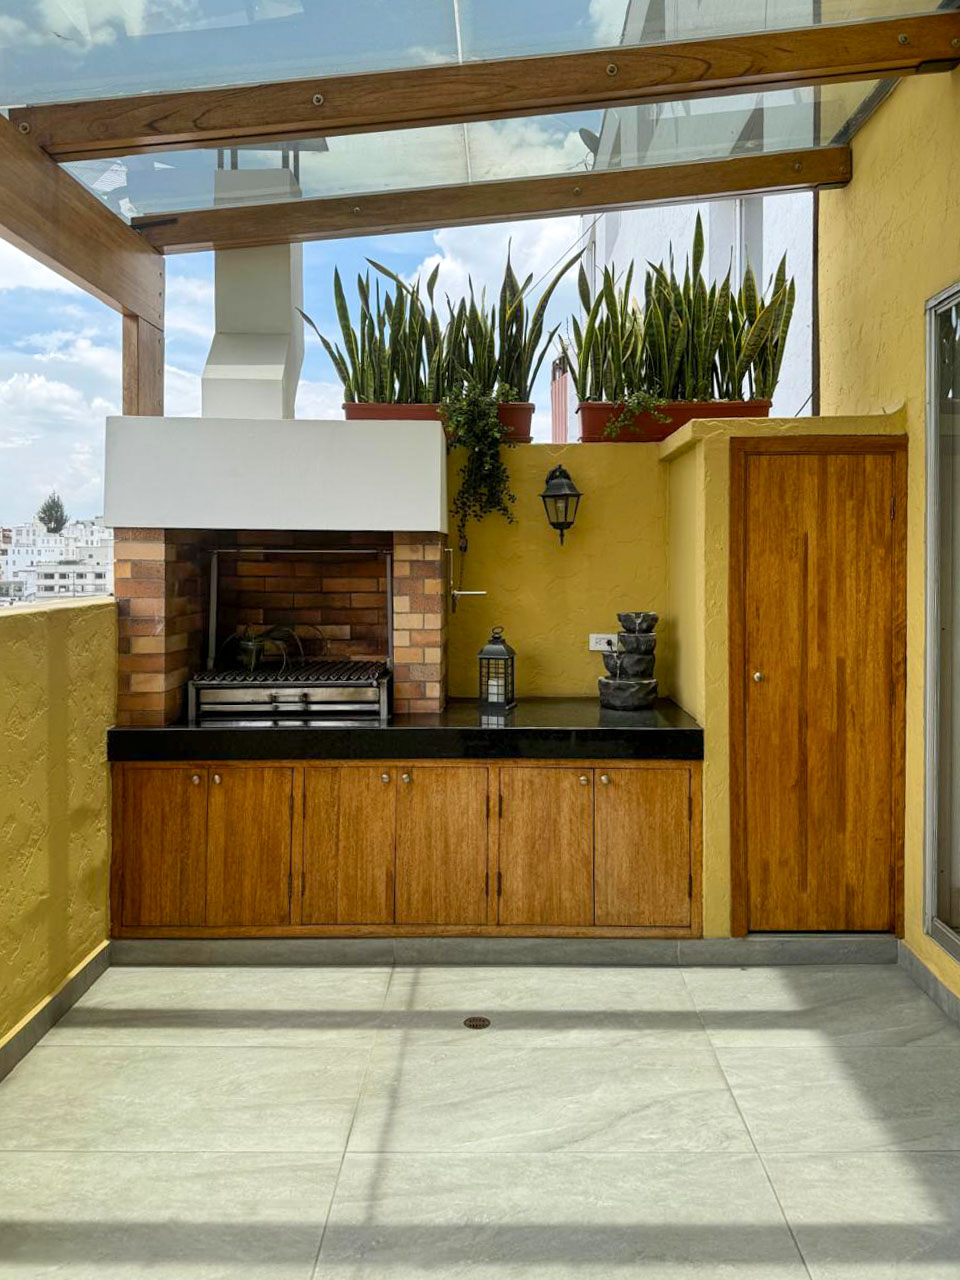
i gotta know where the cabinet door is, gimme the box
[206,767,294,926]
[120,766,207,927]
[396,766,489,924]
[302,767,396,924]
[498,767,593,926]
[595,767,691,926]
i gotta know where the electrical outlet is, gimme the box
[589,633,619,652]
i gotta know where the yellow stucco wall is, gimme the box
[662,413,905,935]
[819,69,960,996]
[446,443,672,698]
[0,599,116,1046]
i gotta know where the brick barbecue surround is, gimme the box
[114,529,447,726]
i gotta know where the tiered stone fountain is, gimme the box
[598,611,658,710]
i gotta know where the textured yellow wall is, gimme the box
[662,414,905,935]
[819,69,960,995]
[446,443,672,698]
[0,599,116,1045]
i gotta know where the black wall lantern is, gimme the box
[478,625,516,710]
[540,464,582,544]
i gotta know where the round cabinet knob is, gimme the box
[753,671,764,683]
[579,775,589,786]
[401,773,411,784]
[191,774,201,786]
[381,772,390,784]
[600,774,611,785]
[212,773,222,785]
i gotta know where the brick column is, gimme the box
[114,528,207,726]
[391,532,446,714]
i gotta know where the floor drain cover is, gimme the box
[463,1016,491,1030]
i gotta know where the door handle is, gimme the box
[380,772,391,783]
[401,773,411,784]
[212,773,222,784]
[753,671,764,683]
[579,775,589,786]
[599,774,610,785]
[191,774,201,786]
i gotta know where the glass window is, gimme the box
[0,0,940,107]
[64,81,882,221]
[932,289,960,941]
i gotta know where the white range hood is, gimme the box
[103,414,448,532]
[104,166,448,535]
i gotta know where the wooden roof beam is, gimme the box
[0,117,163,326]
[132,146,852,254]
[10,13,959,162]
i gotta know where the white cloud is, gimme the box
[408,216,585,308]
[19,328,121,382]
[164,363,202,417]
[0,372,117,516]
[166,273,214,343]
[0,241,84,295]
[296,379,347,420]
[589,0,628,46]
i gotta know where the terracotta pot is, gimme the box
[343,402,442,421]
[496,401,535,442]
[577,399,772,443]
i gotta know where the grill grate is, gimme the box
[193,661,388,687]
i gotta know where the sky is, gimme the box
[0,214,586,525]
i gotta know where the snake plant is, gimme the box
[561,214,795,406]
[299,260,457,404]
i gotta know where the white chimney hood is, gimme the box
[103,415,448,533]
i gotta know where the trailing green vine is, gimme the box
[442,381,516,547]
[603,389,669,439]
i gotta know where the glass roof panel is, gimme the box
[63,80,883,223]
[0,0,940,106]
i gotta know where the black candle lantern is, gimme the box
[540,464,582,544]
[478,625,516,709]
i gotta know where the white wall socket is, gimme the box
[588,633,619,652]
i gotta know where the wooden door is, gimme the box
[731,440,906,932]
[595,767,692,926]
[498,767,593,925]
[120,766,207,927]
[302,767,396,924]
[206,766,294,927]
[395,766,489,924]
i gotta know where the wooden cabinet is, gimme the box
[594,767,692,926]
[497,767,594,926]
[115,764,293,930]
[206,767,294,927]
[118,766,207,927]
[302,767,397,924]
[113,758,701,937]
[396,766,489,925]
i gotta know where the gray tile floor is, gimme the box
[1,962,959,1277]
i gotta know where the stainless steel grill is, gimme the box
[188,660,390,727]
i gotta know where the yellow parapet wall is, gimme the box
[446,442,672,699]
[0,598,116,1044]
[819,69,960,997]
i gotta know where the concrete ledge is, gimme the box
[679,934,898,966]
[899,941,960,1028]
[0,942,110,1083]
[111,934,899,967]
[111,938,396,967]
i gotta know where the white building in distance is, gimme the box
[0,519,114,606]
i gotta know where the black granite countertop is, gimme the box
[108,697,703,762]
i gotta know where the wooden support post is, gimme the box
[122,314,165,415]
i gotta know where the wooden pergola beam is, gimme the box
[11,14,959,162]
[0,116,164,328]
[133,146,852,254]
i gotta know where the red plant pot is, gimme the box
[496,402,535,442]
[577,399,773,442]
[343,402,442,421]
